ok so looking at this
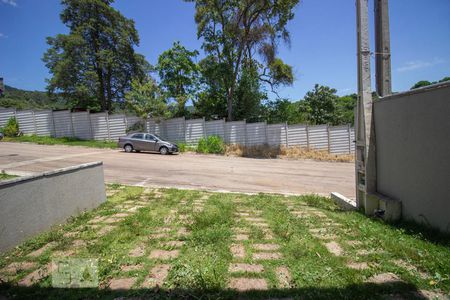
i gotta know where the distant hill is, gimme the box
[0,85,67,110]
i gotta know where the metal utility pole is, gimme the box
[375,0,392,97]
[356,0,377,212]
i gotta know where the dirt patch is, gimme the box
[27,242,57,257]
[228,278,268,291]
[129,245,146,257]
[72,239,87,248]
[142,264,171,288]
[18,262,56,287]
[149,250,180,260]
[97,225,115,236]
[63,231,79,238]
[121,264,144,272]
[311,233,338,240]
[230,244,246,259]
[228,263,264,273]
[324,241,343,256]
[177,227,190,237]
[347,262,369,270]
[154,227,172,233]
[245,217,265,222]
[88,216,106,224]
[392,259,430,279]
[347,240,363,247]
[51,249,75,258]
[253,252,282,260]
[112,213,130,218]
[1,262,37,275]
[366,273,404,285]
[149,233,169,239]
[108,277,137,290]
[275,266,292,288]
[253,244,280,251]
[252,222,269,228]
[234,234,249,241]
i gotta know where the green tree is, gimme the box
[124,77,169,120]
[187,0,298,120]
[43,0,149,112]
[301,84,338,125]
[262,98,307,125]
[156,41,200,117]
[410,80,432,90]
[334,94,357,125]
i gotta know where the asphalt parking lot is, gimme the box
[0,142,355,198]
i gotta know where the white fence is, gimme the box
[0,108,355,154]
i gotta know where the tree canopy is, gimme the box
[43,0,149,112]
[187,0,298,120]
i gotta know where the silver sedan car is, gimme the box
[118,133,179,155]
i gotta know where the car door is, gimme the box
[144,134,158,151]
[130,133,145,150]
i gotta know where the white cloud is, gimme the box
[397,58,446,72]
[1,0,17,6]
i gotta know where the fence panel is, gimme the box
[308,125,329,150]
[71,112,92,140]
[350,128,355,152]
[267,123,287,146]
[329,125,351,154]
[185,118,204,145]
[0,108,16,127]
[90,112,109,140]
[146,119,163,137]
[205,119,225,139]
[34,110,53,136]
[245,122,266,145]
[164,117,185,142]
[225,121,246,144]
[287,125,307,147]
[108,114,126,140]
[53,110,72,138]
[15,110,35,134]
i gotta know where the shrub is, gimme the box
[2,117,20,137]
[196,135,224,154]
[126,120,146,133]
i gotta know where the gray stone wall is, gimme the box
[0,162,106,252]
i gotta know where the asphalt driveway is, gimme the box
[0,142,355,198]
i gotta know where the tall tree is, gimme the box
[125,77,169,120]
[43,0,148,112]
[156,42,200,117]
[187,0,298,120]
[301,84,338,125]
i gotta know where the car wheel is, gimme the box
[159,146,168,155]
[124,144,133,153]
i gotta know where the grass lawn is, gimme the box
[0,173,17,181]
[2,135,117,149]
[0,186,448,299]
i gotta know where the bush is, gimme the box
[126,119,146,134]
[2,117,20,137]
[196,135,225,154]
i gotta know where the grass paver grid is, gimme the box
[0,185,449,299]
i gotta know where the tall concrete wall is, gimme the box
[0,162,106,252]
[374,82,450,232]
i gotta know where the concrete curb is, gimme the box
[331,192,357,210]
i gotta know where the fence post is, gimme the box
[70,111,75,138]
[51,110,56,137]
[222,118,226,143]
[88,110,93,140]
[306,124,310,150]
[327,125,331,153]
[264,121,268,145]
[348,124,352,154]
[124,114,128,133]
[105,112,111,141]
[183,117,187,143]
[202,117,206,138]
[243,119,247,146]
[32,110,37,135]
[285,122,289,147]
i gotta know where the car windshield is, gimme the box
[153,134,162,140]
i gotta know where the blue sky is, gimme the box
[0,0,449,100]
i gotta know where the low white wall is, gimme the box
[0,162,106,252]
